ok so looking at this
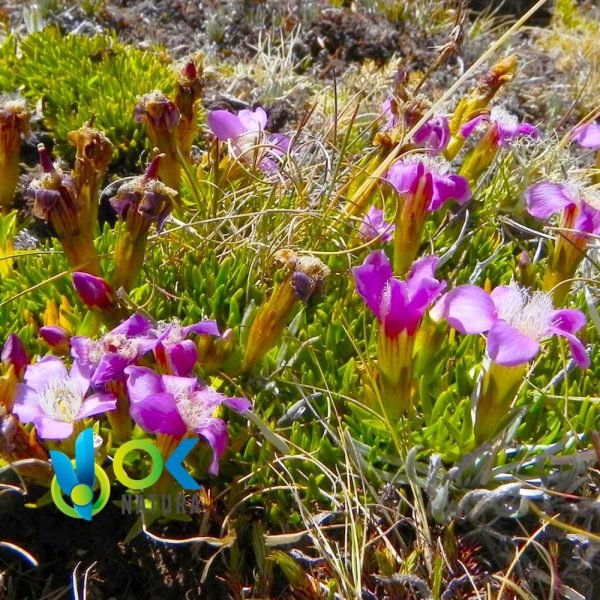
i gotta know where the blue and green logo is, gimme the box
[50,428,201,520]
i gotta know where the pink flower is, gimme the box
[461,107,538,146]
[125,366,250,474]
[432,283,589,368]
[358,207,395,243]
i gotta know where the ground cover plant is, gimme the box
[0,0,599,598]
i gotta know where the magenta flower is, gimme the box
[12,356,116,439]
[358,207,395,243]
[125,366,251,474]
[152,319,220,376]
[413,115,450,154]
[71,313,156,387]
[381,99,450,153]
[432,283,589,368]
[1,333,28,377]
[571,122,600,149]
[207,107,289,171]
[352,250,446,336]
[525,181,600,236]
[386,157,471,211]
[461,107,538,146]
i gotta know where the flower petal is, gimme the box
[166,340,199,376]
[35,417,74,440]
[439,285,497,334]
[238,107,267,132]
[516,123,538,139]
[550,329,590,369]
[571,122,600,149]
[12,384,45,423]
[380,278,411,336]
[386,161,424,196]
[430,173,471,210]
[111,313,153,337]
[195,418,229,475]
[130,392,187,437]
[91,353,133,387]
[352,250,393,322]
[182,320,220,338]
[207,110,245,141]
[550,309,586,335]
[413,115,450,153]
[487,320,540,366]
[70,359,91,397]
[70,336,92,365]
[77,392,117,419]
[23,356,68,393]
[222,395,252,413]
[124,366,165,406]
[460,114,489,138]
[576,201,600,235]
[525,182,575,221]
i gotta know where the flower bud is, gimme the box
[72,272,115,310]
[1,333,27,378]
[174,58,204,158]
[110,155,177,291]
[243,251,330,370]
[39,325,70,352]
[28,144,101,274]
[135,92,182,191]
[68,124,113,233]
[0,100,30,213]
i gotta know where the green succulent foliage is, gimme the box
[0,27,176,165]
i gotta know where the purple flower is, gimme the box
[358,207,395,243]
[71,314,155,387]
[380,98,450,153]
[461,107,538,146]
[125,366,251,474]
[386,157,471,211]
[352,250,446,336]
[72,272,114,310]
[1,333,28,377]
[207,107,289,171]
[432,283,589,368]
[12,356,116,439]
[571,122,600,149]
[152,319,220,376]
[525,181,600,236]
[413,115,450,154]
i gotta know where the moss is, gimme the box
[0,27,176,166]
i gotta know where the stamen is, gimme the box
[38,376,83,422]
[490,107,518,129]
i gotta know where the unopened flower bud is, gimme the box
[135,92,182,191]
[29,144,101,274]
[39,325,70,352]
[110,155,177,291]
[72,272,115,310]
[243,251,330,370]
[1,333,27,378]
[0,100,30,213]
